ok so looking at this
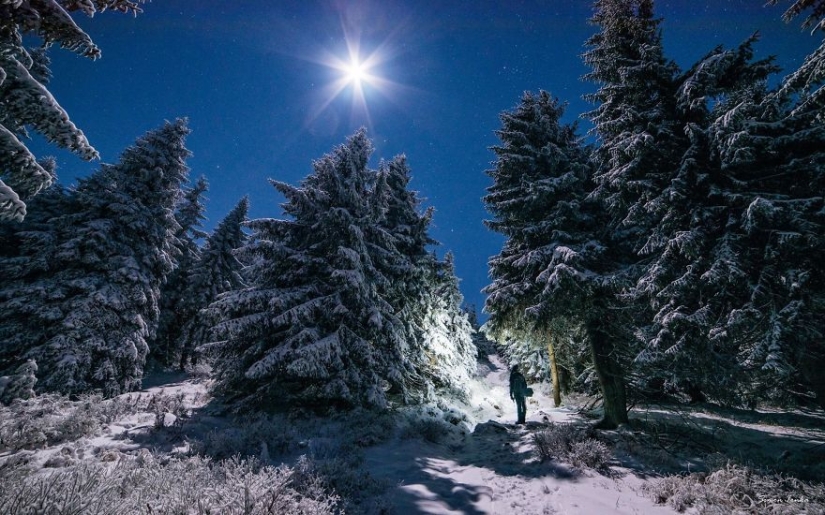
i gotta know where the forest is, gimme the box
[1,0,824,514]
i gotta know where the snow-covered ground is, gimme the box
[363,352,676,514]
[3,352,824,514]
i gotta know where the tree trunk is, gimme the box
[587,321,628,429]
[546,334,561,407]
[559,367,570,395]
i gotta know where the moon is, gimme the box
[345,58,367,87]
[307,34,409,130]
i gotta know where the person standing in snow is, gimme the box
[509,365,528,424]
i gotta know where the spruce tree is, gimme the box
[154,176,209,366]
[208,131,477,410]
[582,0,681,246]
[415,252,477,400]
[0,183,75,373]
[707,57,825,406]
[177,196,249,370]
[483,91,592,410]
[0,119,191,396]
[633,38,780,404]
[208,131,414,409]
[577,0,688,425]
[372,156,476,401]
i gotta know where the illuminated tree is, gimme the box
[373,157,476,401]
[208,131,476,410]
[208,131,415,409]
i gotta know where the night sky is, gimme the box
[33,0,821,318]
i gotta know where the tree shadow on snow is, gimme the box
[372,420,581,514]
[611,405,825,482]
[457,420,580,479]
[680,402,825,432]
[387,459,493,515]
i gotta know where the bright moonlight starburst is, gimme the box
[306,33,403,131]
[298,13,417,135]
[328,45,382,104]
[344,58,367,87]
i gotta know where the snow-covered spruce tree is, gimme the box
[369,155,434,353]
[0,183,77,379]
[372,156,476,401]
[481,91,588,408]
[575,0,685,425]
[482,91,615,415]
[0,0,146,221]
[699,52,825,406]
[153,176,209,367]
[414,251,477,401]
[208,131,415,410]
[173,175,209,267]
[581,0,683,301]
[0,119,191,396]
[177,196,249,370]
[759,0,825,406]
[582,0,682,242]
[770,0,825,134]
[632,38,780,404]
[208,132,476,410]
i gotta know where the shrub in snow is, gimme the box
[401,417,452,444]
[0,394,102,451]
[145,391,188,431]
[568,439,611,470]
[327,408,396,448]
[532,422,609,469]
[301,452,388,512]
[0,391,191,452]
[532,423,584,460]
[399,403,470,445]
[0,454,340,515]
[644,462,825,514]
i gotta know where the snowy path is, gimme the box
[364,353,676,514]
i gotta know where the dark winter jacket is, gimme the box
[510,371,527,399]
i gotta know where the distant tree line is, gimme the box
[483,0,825,428]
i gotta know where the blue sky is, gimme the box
[33,0,821,318]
